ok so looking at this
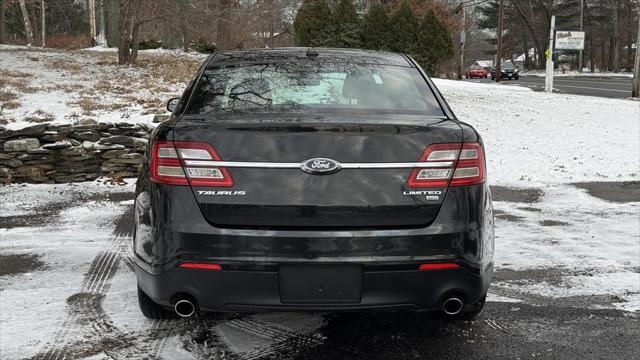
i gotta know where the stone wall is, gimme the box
[0,121,154,183]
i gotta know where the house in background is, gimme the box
[471,60,493,70]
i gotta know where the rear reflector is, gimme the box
[179,263,222,270]
[418,263,460,271]
[151,141,233,187]
[408,143,485,188]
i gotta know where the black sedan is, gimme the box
[491,62,520,80]
[133,48,494,320]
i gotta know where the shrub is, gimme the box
[192,38,217,54]
[138,39,163,50]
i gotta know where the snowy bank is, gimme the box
[433,78,640,185]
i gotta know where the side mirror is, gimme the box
[166,97,180,113]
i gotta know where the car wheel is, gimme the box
[491,76,495,80]
[462,295,487,320]
[514,75,519,80]
[138,286,176,319]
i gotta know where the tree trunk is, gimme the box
[217,0,233,50]
[611,0,620,72]
[130,21,142,64]
[0,0,5,44]
[96,0,107,45]
[178,0,190,52]
[87,0,97,43]
[41,0,45,47]
[513,0,545,69]
[523,27,530,68]
[18,0,34,45]
[117,0,133,65]
[589,31,594,72]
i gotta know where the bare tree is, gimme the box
[118,0,174,65]
[87,0,97,42]
[611,0,620,72]
[217,0,234,49]
[19,0,34,45]
[96,0,107,45]
[0,0,5,44]
[41,0,46,47]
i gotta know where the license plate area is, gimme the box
[278,264,363,304]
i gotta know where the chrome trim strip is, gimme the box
[182,160,453,169]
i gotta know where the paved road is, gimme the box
[464,76,633,98]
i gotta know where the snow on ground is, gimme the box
[0,180,135,358]
[0,46,206,130]
[434,78,640,312]
[433,78,640,185]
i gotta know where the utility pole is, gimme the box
[495,0,504,82]
[458,6,466,80]
[632,12,640,98]
[578,0,583,72]
[41,0,45,47]
[18,0,34,46]
[545,15,556,92]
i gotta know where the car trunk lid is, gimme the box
[170,114,463,229]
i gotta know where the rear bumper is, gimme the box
[133,182,494,312]
[135,262,492,312]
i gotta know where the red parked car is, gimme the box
[465,66,488,79]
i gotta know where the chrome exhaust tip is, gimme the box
[442,297,464,316]
[174,299,196,317]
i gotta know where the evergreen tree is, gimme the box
[293,0,333,46]
[328,0,361,48]
[414,10,454,74]
[387,1,419,55]
[361,2,390,50]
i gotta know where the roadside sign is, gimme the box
[555,31,585,50]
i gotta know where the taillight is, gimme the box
[418,263,460,270]
[179,262,222,270]
[407,143,485,188]
[150,141,233,187]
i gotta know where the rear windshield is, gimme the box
[185,63,444,116]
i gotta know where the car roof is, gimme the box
[206,47,414,68]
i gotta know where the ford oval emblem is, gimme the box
[300,158,341,175]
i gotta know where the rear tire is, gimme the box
[138,286,176,319]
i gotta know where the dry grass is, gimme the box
[0,114,13,125]
[69,96,130,115]
[24,110,55,123]
[94,80,112,92]
[46,58,83,73]
[0,69,32,78]
[70,97,101,115]
[135,54,201,84]
[47,83,86,93]
[46,34,91,49]
[0,89,18,102]
[0,68,38,94]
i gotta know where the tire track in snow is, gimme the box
[224,317,326,360]
[31,206,159,360]
[32,203,324,360]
